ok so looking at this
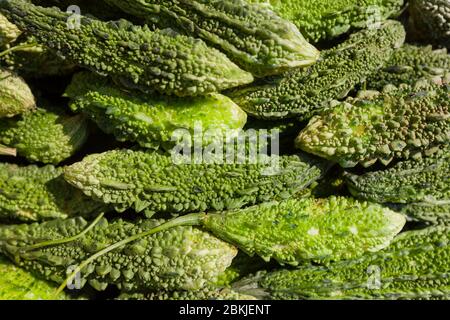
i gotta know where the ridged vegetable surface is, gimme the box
[197,197,405,265]
[366,45,450,90]
[118,288,256,300]
[65,72,248,149]
[0,163,106,223]
[103,0,319,77]
[63,149,328,215]
[0,0,254,97]
[0,255,67,300]
[345,147,450,203]
[296,81,450,168]
[249,0,405,43]
[0,106,89,164]
[229,20,406,120]
[400,202,450,225]
[0,217,237,292]
[409,0,450,48]
[234,226,450,300]
[0,12,20,47]
[0,68,35,118]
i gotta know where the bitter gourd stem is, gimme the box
[19,213,105,253]
[55,212,205,296]
[0,144,16,156]
[0,43,38,58]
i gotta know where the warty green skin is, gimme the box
[63,149,328,216]
[0,0,254,97]
[409,0,450,48]
[228,20,406,120]
[0,12,20,47]
[0,217,237,292]
[296,82,450,168]
[399,202,450,225]
[117,288,256,300]
[103,0,319,78]
[345,146,450,203]
[0,107,89,164]
[0,255,67,300]
[234,226,450,300]
[199,196,405,266]
[366,45,450,90]
[1,36,77,78]
[0,68,35,118]
[0,163,107,223]
[249,0,405,43]
[65,72,248,149]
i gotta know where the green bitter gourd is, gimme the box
[0,68,35,118]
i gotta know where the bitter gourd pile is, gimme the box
[0,0,449,301]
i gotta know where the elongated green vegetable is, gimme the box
[0,255,67,300]
[118,288,256,300]
[366,45,450,90]
[0,106,89,164]
[229,20,406,120]
[345,146,450,203]
[56,197,405,277]
[399,202,450,225]
[64,149,328,215]
[233,226,450,300]
[0,0,253,97]
[0,12,20,47]
[0,68,35,118]
[0,163,107,223]
[0,217,237,293]
[249,0,405,43]
[65,72,248,149]
[296,81,450,168]
[103,0,319,77]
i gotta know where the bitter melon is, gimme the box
[345,146,450,203]
[296,81,450,168]
[0,68,35,118]
[63,149,328,216]
[0,163,107,223]
[117,288,256,300]
[65,72,248,149]
[234,226,450,299]
[0,12,20,47]
[229,20,405,120]
[0,0,254,97]
[249,0,405,43]
[0,255,67,300]
[0,106,89,164]
[103,0,320,77]
[0,217,237,292]
[409,0,450,48]
[365,44,450,90]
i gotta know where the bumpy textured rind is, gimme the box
[1,36,76,78]
[345,147,450,203]
[399,202,450,225]
[0,106,89,164]
[0,218,237,292]
[0,163,107,223]
[0,12,21,47]
[234,226,450,300]
[229,21,406,120]
[0,255,67,300]
[202,197,405,266]
[249,0,405,43]
[0,68,35,118]
[409,0,450,48]
[296,81,450,168]
[366,45,450,90]
[117,288,256,300]
[65,72,248,149]
[0,0,253,97]
[103,0,319,77]
[63,149,328,216]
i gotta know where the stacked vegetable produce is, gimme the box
[0,0,448,300]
